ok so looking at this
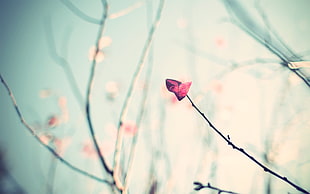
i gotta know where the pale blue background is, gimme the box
[0,0,310,193]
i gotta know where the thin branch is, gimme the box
[0,73,111,185]
[112,0,166,190]
[186,95,310,194]
[122,69,152,194]
[46,157,57,194]
[179,40,280,68]
[85,0,113,176]
[45,17,84,108]
[193,182,238,194]
[123,8,155,192]
[108,1,143,19]
[60,0,101,24]
[122,1,155,192]
[254,0,299,60]
[221,0,310,88]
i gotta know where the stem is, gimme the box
[122,1,155,193]
[112,0,166,190]
[187,95,310,194]
[193,182,238,194]
[85,0,113,176]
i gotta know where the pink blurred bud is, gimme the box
[98,36,112,49]
[58,96,67,108]
[121,121,138,136]
[39,134,53,145]
[214,36,227,49]
[39,89,53,98]
[47,116,59,128]
[88,47,105,62]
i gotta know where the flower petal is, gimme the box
[176,82,192,101]
[166,79,181,93]
[165,79,191,101]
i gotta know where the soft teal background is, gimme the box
[0,0,310,193]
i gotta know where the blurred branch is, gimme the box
[123,2,155,190]
[295,49,310,59]
[112,0,166,191]
[45,17,84,108]
[193,182,238,194]
[60,0,101,24]
[186,95,310,194]
[85,0,114,178]
[108,1,143,19]
[0,149,26,194]
[179,40,279,67]
[46,156,57,194]
[122,64,153,194]
[254,0,300,61]
[0,73,111,185]
[221,0,310,88]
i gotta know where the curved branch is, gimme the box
[112,0,166,191]
[60,0,101,24]
[122,3,156,190]
[85,0,113,176]
[44,17,84,108]
[0,73,111,185]
[187,95,310,194]
[108,1,143,19]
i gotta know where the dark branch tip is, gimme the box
[193,182,203,191]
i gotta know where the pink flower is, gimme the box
[121,121,138,136]
[210,80,223,94]
[39,134,53,145]
[58,96,67,108]
[58,96,69,123]
[214,36,227,49]
[47,116,59,128]
[165,79,192,101]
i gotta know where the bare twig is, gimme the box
[85,0,113,176]
[0,73,111,185]
[186,95,310,194]
[112,0,166,190]
[60,0,101,24]
[193,182,238,194]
